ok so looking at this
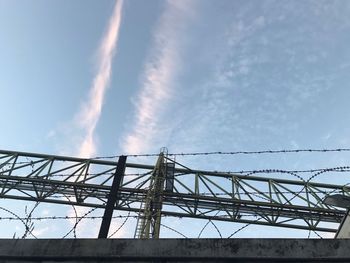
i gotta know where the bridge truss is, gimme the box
[0,149,349,237]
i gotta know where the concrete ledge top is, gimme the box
[0,239,349,261]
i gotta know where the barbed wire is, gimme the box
[0,170,147,178]
[62,193,79,238]
[3,148,350,239]
[1,213,306,222]
[4,166,350,184]
[226,165,334,239]
[0,167,346,239]
[227,218,264,238]
[22,202,40,239]
[160,223,188,238]
[62,207,99,239]
[225,166,350,175]
[0,215,139,221]
[198,189,340,196]
[2,148,350,164]
[61,177,151,238]
[91,148,350,159]
[0,206,37,239]
[198,211,222,238]
[108,211,132,238]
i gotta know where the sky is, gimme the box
[1,0,350,238]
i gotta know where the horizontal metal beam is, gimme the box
[0,148,348,234]
[0,149,347,189]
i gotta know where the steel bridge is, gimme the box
[0,149,348,238]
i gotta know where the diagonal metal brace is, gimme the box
[98,156,127,238]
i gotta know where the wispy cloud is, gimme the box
[76,0,123,158]
[122,0,195,154]
[64,0,124,237]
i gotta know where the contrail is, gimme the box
[122,0,194,154]
[77,0,123,158]
[65,0,124,238]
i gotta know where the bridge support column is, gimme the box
[98,156,127,238]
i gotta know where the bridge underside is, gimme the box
[1,239,350,262]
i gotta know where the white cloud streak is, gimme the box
[122,0,194,154]
[77,0,123,158]
[63,0,123,237]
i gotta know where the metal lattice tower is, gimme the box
[0,149,348,237]
[134,152,166,238]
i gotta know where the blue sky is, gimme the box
[1,0,350,238]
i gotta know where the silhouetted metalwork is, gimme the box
[0,149,348,237]
[98,155,126,238]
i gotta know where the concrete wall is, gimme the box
[0,239,350,262]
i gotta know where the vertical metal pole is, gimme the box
[98,156,127,239]
[134,153,167,238]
